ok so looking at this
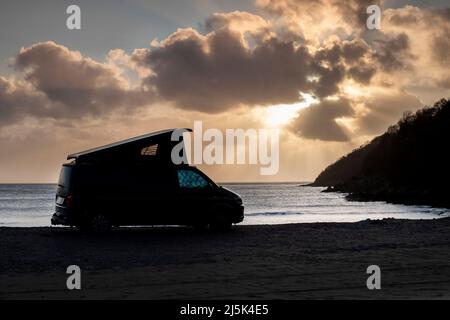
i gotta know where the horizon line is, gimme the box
[0,181,313,185]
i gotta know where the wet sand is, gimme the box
[2,218,450,299]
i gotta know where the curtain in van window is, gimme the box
[177,170,208,188]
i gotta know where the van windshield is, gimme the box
[178,169,209,189]
[58,166,72,187]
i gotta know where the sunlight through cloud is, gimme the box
[264,93,318,127]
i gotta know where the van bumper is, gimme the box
[51,206,74,226]
[233,204,245,223]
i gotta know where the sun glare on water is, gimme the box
[264,93,317,127]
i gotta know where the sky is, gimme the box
[0,0,449,183]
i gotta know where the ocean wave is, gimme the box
[245,211,302,216]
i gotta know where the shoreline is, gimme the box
[2,218,450,299]
[308,183,450,209]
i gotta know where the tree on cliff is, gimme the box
[313,98,450,207]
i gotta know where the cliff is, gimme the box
[312,98,450,208]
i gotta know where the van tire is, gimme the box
[210,210,232,231]
[78,214,112,233]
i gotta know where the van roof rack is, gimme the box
[68,128,192,161]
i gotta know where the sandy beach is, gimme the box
[2,218,450,299]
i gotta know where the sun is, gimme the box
[265,104,302,127]
[264,93,317,127]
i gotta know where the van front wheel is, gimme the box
[210,211,232,231]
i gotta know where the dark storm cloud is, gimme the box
[311,39,376,88]
[14,42,150,119]
[310,64,346,98]
[314,39,370,64]
[0,42,154,126]
[290,98,354,142]
[341,40,370,62]
[136,27,317,112]
[135,24,378,113]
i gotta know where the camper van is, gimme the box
[51,129,244,232]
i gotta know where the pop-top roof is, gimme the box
[67,128,191,160]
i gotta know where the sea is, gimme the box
[0,183,449,227]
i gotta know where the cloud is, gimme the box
[0,76,49,125]
[347,65,376,84]
[372,33,412,72]
[204,11,271,36]
[1,2,449,146]
[312,39,376,86]
[333,0,383,29]
[133,14,380,114]
[386,5,421,26]
[290,97,354,141]
[2,0,450,183]
[432,32,450,66]
[135,26,315,112]
[255,0,383,40]
[384,5,450,72]
[12,41,151,120]
[356,91,422,135]
[437,77,450,89]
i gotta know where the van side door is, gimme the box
[173,168,216,225]
[122,165,176,225]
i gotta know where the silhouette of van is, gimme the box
[51,129,244,232]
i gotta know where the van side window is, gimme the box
[178,170,208,189]
[141,144,158,156]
